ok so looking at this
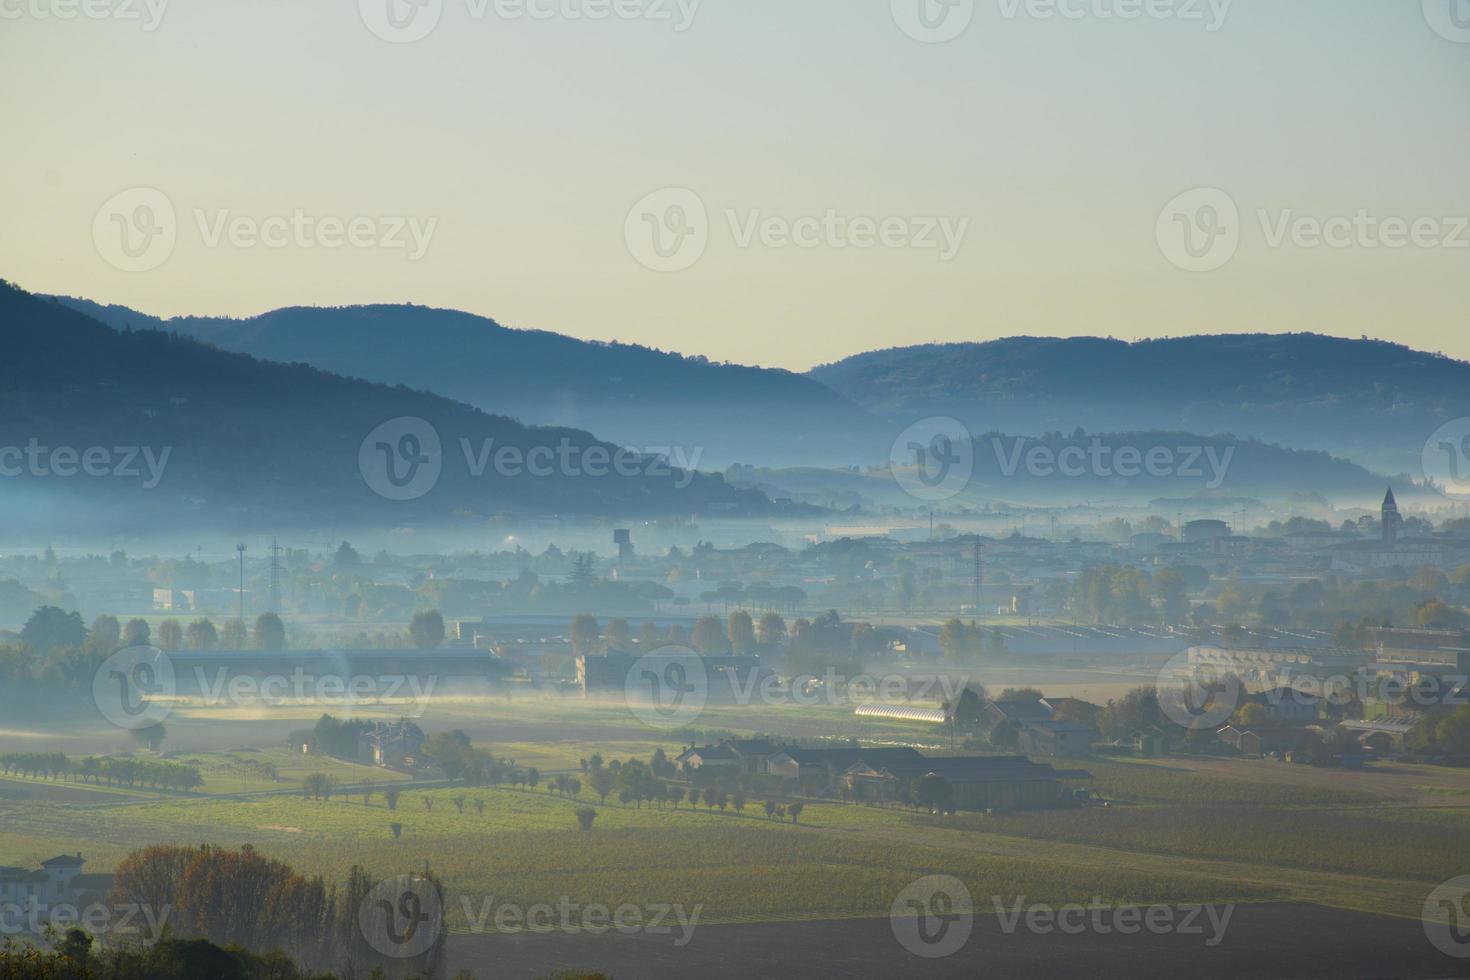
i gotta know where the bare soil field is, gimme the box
[447,903,1470,980]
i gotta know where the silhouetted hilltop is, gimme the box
[810,334,1470,472]
[3,282,778,531]
[57,298,882,468]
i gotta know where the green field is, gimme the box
[5,740,1470,930]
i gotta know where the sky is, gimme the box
[2,0,1468,371]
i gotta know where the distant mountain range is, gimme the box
[35,289,1445,516]
[729,430,1403,511]
[809,334,1470,475]
[2,282,779,531]
[55,298,883,468]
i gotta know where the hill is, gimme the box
[0,282,778,532]
[809,334,1470,474]
[55,298,883,468]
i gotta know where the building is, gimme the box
[1185,645,1369,685]
[768,746,928,787]
[1382,487,1402,546]
[1336,719,1414,753]
[1018,719,1096,757]
[854,703,950,725]
[1216,724,1316,756]
[977,699,1054,744]
[0,855,113,934]
[579,650,762,696]
[1250,687,1322,724]
[1183,520,1232,545]
[357,720,425,768]
[841,755,1092,811]
[1370,627,1470,673]
[674,744,742,771]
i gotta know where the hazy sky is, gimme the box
[3,0,1468,371]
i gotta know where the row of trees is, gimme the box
[0,752,202,792]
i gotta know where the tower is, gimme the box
[1382,487,1401,547]
[269,537,283,614]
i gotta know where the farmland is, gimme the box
[5,731,1470,933]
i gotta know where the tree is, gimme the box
[1233,702,1268,727]
[575,806,598,831]
[605,618,633,652]
[21,606,87,655]
[1154,567,1191,624]
[123,618,151,648]
[185,619,219,651]
[788,802,804,823]
[89,615,122,654]
[220,618,248,649]
[130,723,167,753]
[570,614,600,657]
[757,612,787,649]
[638,621,663,650]
[409,609,446,649]
[692,615,728,655]
[914,774,954,814]
[728,610,757,655]
[253,613,286,650]
[157,619,183,651]
[587,766,616,804]
[569,553,599,589]
[333,541,362,568]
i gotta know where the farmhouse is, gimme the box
[357,719,425,768]
[1216,724,1316,756]
[1018,719,1096,757]
[674,744,742,771]
[0,855,113,934]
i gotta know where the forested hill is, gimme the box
[809,334,1470,473]
[1,282,778,531]
[56,298,883,468]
